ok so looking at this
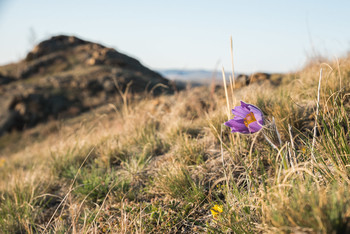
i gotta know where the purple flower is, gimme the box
[224,101,264,134]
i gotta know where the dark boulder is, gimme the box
[1,92,74,132]
[0,74,16,85]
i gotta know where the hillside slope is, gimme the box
[0,55,349,233]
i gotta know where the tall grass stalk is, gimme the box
[311,68,323,162]
[230,36,236,90]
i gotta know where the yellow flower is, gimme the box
[301,147,307,154]
[210,204,223,219]
[0,158,5,168]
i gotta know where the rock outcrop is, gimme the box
[0,35,173,135]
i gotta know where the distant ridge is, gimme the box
[157,69,274,87]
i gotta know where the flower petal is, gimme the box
[224,119,250,134]
[232,125,250,134]
[224,118,243,128]
[240,101,250,108]
[224,119,236,128]
[248,121,263,133]
[232,105,250,118]
[246,103,264,125]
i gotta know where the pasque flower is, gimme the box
[224,101,264,134]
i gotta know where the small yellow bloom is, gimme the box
[301,147,306,154]
[210,204,223,219]
[0,158,5,168]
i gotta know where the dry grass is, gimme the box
[1,55,350,233]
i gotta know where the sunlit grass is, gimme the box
[0,56,350,232]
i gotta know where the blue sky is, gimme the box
[0,0,349,73]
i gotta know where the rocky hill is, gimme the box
[0,35,173,135]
